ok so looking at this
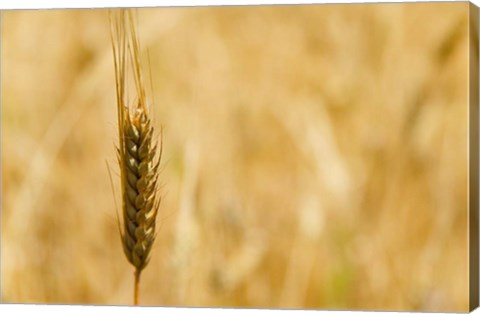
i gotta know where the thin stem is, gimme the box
[134,269,141,305]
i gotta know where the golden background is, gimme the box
[1,2,470,311]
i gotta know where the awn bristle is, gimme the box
[110,9,162,304]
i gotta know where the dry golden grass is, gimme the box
[0,3,471,311]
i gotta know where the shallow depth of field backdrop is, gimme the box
[1,2,471,311]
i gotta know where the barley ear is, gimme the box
[110,8,162,305]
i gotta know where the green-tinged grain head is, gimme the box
[110,8,162,305]
[121,107,161,272]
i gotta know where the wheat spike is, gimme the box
[110,9,162,305]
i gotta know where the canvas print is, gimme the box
[1,2,479,312]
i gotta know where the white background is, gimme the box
[1,0,480,10]
[0,0,479,314]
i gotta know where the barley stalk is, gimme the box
[110,9,162,305]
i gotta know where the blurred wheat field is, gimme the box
[0,2,471,311]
